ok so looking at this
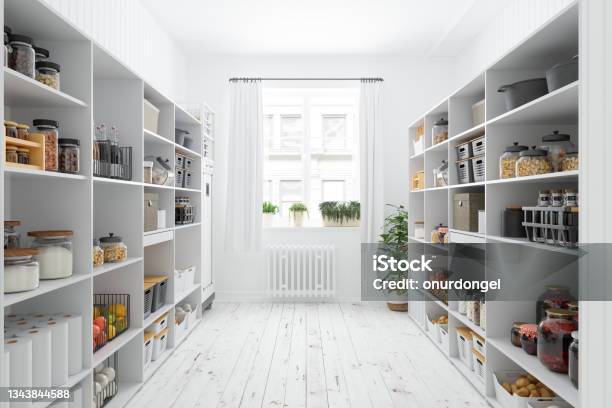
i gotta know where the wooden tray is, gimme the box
[4,134,45,170]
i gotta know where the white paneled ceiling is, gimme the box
[142,0,509,56]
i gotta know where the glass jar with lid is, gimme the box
[58,138,80,174]
[561,147,579,172]
[4,248,40,293]
[6,146,18,163]
[99,233,128,263]
[433,160,448,187]
[4,26,11,67]
[550,189,564,207]
[4,220,21,249]
[33,119,59,172]
[432,118,448,145]
[93,239,104,267]
[35,61,60,90]
[8,34,35,77]
[5,120,18,139]
[511,322,527,347]
[520,323,538,355]
[538,308,578,373]
[16,123,29,140]
[569,331,578,388]
[33,46,49,62]
[537,285,575,322]
[499,142,528,179]
[28,230,73,279]
[16,148,29,165]
[542,130,575,172]
[516,146,552,177]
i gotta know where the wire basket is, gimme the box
[94,353,118,408]
[93,294,130,352]
[93,142,133,181]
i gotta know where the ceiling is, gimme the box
[142,0,509,56]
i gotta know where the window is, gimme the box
[262,87,359,226]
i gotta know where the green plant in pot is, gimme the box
[319,201,360,227]
[289,203,308,227]
[262,201,279,227]
[379,204,409,312]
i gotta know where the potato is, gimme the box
[527,384,536,391]
[529,390,540,398]
[511,384,518,394]
[540,388,553,398]
[502,383,512,394]
[526,374,537,382]
[516,387,530,397]
[515,378,530,388]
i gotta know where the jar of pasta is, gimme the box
[516,147,552,177]
[499,142,527,179]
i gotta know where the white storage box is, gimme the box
[151,328,169,361]
[183,266,196,288]
[456,327,474,370]
[472,331,486,356]
[478,211,486,234]
[143,332,154,369]
[149,313,168,335]
[439,324,449,350]
[144,99,160,134]
[527,399,572,408]
[175,317,187,340]
[472,99,485,126]
[493,371,533,408]
[472,350,486,383]
[174,269,185,295]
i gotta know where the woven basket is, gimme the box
[387,302,408,312]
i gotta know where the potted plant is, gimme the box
[319,201,360,227]
[379,204,409,312]
[262,201,279,227]
[289,203,308,227]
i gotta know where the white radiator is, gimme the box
[266,244,336,298]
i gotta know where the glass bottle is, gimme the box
[538,308,577,373]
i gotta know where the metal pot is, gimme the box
[498,78,548,111]
[546,55,578,92]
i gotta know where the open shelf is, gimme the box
[93,328,142,367]
[93,177,143,187]
[4,274,91,307]
[4,67,88,108]
[4,166,89,181]
[93,257,143,277]
[144,304,173,329]
[487,170,578,185]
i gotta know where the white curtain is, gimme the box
[224,79,263,252]
[360,79,384,243]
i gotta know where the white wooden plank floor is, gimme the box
[129,303,489,408]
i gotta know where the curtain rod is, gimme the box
[229,77,383,82]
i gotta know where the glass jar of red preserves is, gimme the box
[520,324,538,355]
[537,308,578,373]
[536,285,575,322]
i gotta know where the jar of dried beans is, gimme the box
[538,308,577,373]
[35,61,60,90]
[58,138,80,174]
[8,34,35,77]
[33,119,59,172]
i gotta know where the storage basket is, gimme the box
[144,99,160,134]
[175,168,184,187]
[456,327,474,370]
[174,269,185,295]
[471,155,486,182]
[94,354,118,408]
[472,349,486,383]
[93,294,130,352]
[455,141,472,161]
[145,276,168,313]
[472,331,486,356]
[143,331,154,369]
[175,153,185,169]
[175,316,187,341]
[186,307,198,330]
[456,159,474,184]
[152,328,169,361]
[183,171,193,188]
[148,312,168,334]
[144,282,155,320]
[412,171,424,191]
[471,136,486,156]
[472,99,485,126]
[494,371,535,408]
[184,157,194,170]
[183,266,196,288]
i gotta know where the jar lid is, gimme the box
[36,61,61,72]
[564,188,577,194]
[16,148,29,153]
[434,118,448,126]
[28,230,74,238]
[520,146,547,157]
[6,146,17,152]
[4,120,17,127]
[9,34,33,45]
[519,323,538,337]
[4,220,21,227]
[5,248,39,258]
[100,233,123,243]
[33,119,59,128]
[33,46,49,58]
[58,138,80,146]
[504,142,528,153]
[545,308,577,318]
[16,123,29,129]
[542,130,571,142]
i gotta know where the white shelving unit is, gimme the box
[407,2,579,408]
[1,0,215,407]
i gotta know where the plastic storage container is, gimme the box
[58,138,80,174]
[414,221,425,240]
[146,275,168,312]
[183,266,196,288]
[184,170,193,188]
[456,327,474,370]
[143,331,154,369]
[143,281,155,319]
[538,308,577,373]
[149,313,169,334]
[471,156,485,182]
[4,248,40,293]
[500,143,528,179]
[99,233,127,263]
[8,34,35,77]
[175,153,185,169]
[516,147,552,177]
[456,159,473,184]
[29,230,73,279]
[33,119,60,172]
[432,118,448,145]
[4,220,21,249]
[151,328,168,361]
[472,332,485,356]
[35,61,60,90]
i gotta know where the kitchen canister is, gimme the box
[51,314,82,375]
[4,337,33,406]
[14,327,52,388]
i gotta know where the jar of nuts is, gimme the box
[33,119,59,172]
[516,147,552,177]
[431,118,448,145]
[35,61,60,90]
[8,34,35,78]
[4,120,17,139]
[58,138,80,174]
[93,239,104,267]
[99,233,128,263]
[561,147,579,172]
[499,142,527,179]
[16,123,29,140]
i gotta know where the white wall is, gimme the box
[184,55,455,299]
[453,0,574,86]
[41,0,186,100]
